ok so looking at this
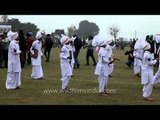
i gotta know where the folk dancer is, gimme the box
[6,32,22,89]
[30,31,43,80]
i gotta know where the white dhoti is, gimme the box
[141,66,155,98]
[109,63,114,75]
[31,65,43,79]
[61,76,71,89]
[6,72,21,89]
[142,83,153,98]
[98,74,108,93]
[154,69,160,84]
[134,66,141,75]
[134,58,142,75]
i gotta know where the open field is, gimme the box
[0,47,160,105]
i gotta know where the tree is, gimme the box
[0,18,39,36]
[77,20,99,40]
[109,24,119,41]
[67,25,77,37]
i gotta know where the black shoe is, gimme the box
[109,75,113,77]
[85,63,89,66]
[16,87,21,89]
[77,64,80,68]
[37,77,43,80]
[62,87,71,93]
[93,63,97,66]
[135,73,141,78]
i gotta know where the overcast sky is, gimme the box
[7,15,160,40]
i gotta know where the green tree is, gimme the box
[77,20,99,40]
[67,25,77,37]
[0,18,39,36]
[20,22,40,36]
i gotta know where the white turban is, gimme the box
[134,37,147,49]
[106,40,113,45]
[7,31,19,41]
[36,31,42,39]
[60,34,70,45]
[92,35,106,47]
[154,34,160,43]
[7,31,14,41]
[12,32,18,40]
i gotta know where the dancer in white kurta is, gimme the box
[60,35,72,92]
[153,34,160,84]
[154,47,160,84]
[133,38,148,77]
[92,35,115,96]
[6,32,22,89]
[30,32,43,80]
[141,43,158,101]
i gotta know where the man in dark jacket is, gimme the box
[73,34,82,68]
[26,32,33,65]
[19,30,27,68]
[84,35,96,66]
[44,34,53,62]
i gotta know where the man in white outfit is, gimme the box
[60,35,72,93]
[6,32,22,90]
[153,34,160,84]
[141,43,158,101]
[92,35,115,96]
[133,38,148,78]
[30,31,43,80]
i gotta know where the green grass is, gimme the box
[1,47,160,105]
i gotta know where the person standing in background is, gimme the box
[26,32,33,65]
[44,34,53,62]
[73,34,82,69]
[1,32,10,68]
[84,35,97,66]
[18,30,27,68]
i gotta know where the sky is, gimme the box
[6,15,160,40]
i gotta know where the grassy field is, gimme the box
[0,47,160,105]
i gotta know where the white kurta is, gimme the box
[141,51,157,98]
[133,49,143,75]
[134,40,148,75]
[60,44,72,89]
[154,46,160,84]
[95,47,110,93]
[31,40,43,79]
[95,47,110,76]
[141,51,157,84]
[6,40,21,89]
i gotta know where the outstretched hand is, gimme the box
[113,57,120,61]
